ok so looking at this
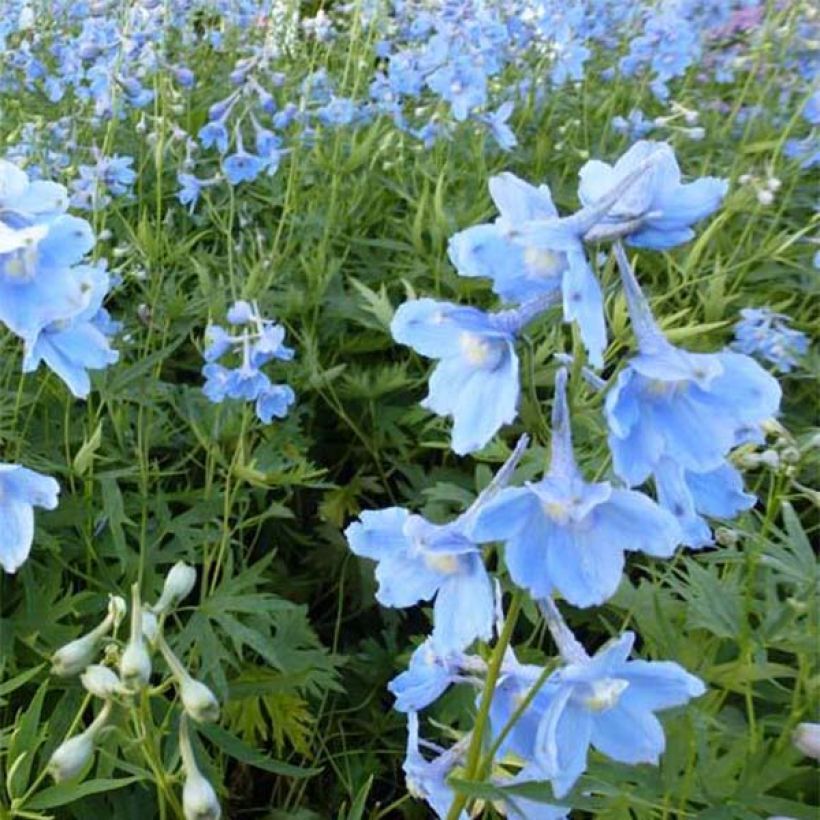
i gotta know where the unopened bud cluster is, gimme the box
[46,563,221,818]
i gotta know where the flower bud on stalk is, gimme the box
[51,595,126,677]
[119,584,152,690]
[152,562,197,616]
[80,665,123,698]
[179,716,221,820]
[47,700,112,782]
[157,634,220,723]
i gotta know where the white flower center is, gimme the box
[524,246,564,279]
[459,332,503,369]
[423,552,461,575]
[583,677,629,712]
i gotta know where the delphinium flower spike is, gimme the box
[606,243,781,545]
[732,307,809,373]
[202,300,296,424]
[470,368,681,607]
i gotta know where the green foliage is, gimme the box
[0,0,818,817]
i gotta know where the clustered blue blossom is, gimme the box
[2,0,814,212]
[346,141,785,818]
[395,140,728,454]
[0,158,119,397]
[202,300,296,424]
[732,307,809,374]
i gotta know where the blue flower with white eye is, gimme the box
[388,638,466,712]
[345,507,494,652]
[472,369,680,607]
[391,298,521,454]
[535,632,704,797]
[605,246,781,543]
[448,172,567,305]
[577,140,728,249]
[0,464,60,573]
[346,437,527,650]
[732,307,808,374]
[489,633,704,799]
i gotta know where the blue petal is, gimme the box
[432,555,494,652]
[0,498,34,573]
[619,659,705,712]
[345,507,410,561]
[685,463,755,519]
[653,458,712,548]
[505,509,557,600]
[561,254,606,368]
[590,702,665,765]
[469,486,537,543]
[536,697,592,798]
[375,553,443,607]
[488,172,558,224]
[594,489,681,558]
[547,526,625,607]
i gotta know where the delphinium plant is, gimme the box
[345,141,791,817]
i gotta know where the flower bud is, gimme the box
[81,665,122,698]
[153,562,197,615]
[120,584,152,690]
[142,610,159,644]
[793,722,820,760]
[48,701,111,782]
[180,716,221,820]
[180,678,220,724]
[183,768,222,820]
[52,634,100,678]
[48,733,94,783]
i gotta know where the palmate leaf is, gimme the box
[173,558,341,699]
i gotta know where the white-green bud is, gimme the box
[180,678,220,724]
[120,584,152,690]
[153,562,197,615]
[52,596,125,677]
[52,633,101,678]
[47,733,94,783]
[183,768,222,820]
[47,701,111,782]
[793,722,820,760]
[156,634,219,723]
[81,665,122,698]
[142,610,159,645]
[180,716,221,820]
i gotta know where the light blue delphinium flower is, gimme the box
[22,264,119,398]
[528,631,704,798]
[346,437,527,651]
[391,298,555,454]
[732,307,809,373]
[577,140,728,249]
[471,369,680,607]
[388,638,468,712]
[403,712,468,820]
[448,172,568,305]
[479,101,517,151]
[0,464,60,573]
[605,244,781,546]
[488,599,704,801]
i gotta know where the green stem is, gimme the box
[445,591,523,820]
